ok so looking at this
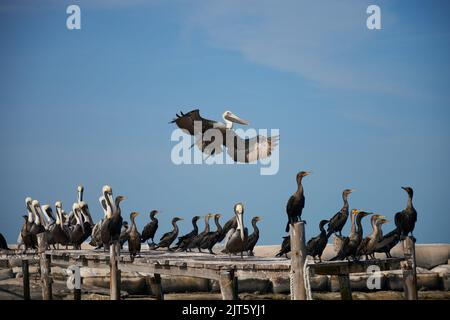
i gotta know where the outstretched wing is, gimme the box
[170,109,218,136]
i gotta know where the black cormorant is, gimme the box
[330,210,372,261]
[174,215,201,252]
[141,210,160,245]
[188,214,213,252]
[275,236,290,258]
[244,216,262,256]
[119,221,129,248]
[326,189,355,237]
[128,212,141,260]
[0,233,9,250]
[306,219,329,262]
[394,187,417,240]
[217,216,237,243]
[199,214,222,254]
[285,171,310,232]
[154,217,183,250]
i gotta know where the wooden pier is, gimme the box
[0,224,418,301]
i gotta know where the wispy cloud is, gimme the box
[182,0,429,96]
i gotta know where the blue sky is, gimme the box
[1,0,449,245]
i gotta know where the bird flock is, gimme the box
[4,171,417,264]
[14,186,262,260]
[276,172,417,262]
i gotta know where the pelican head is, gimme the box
[351,209,360,215]
[32,200,40,207]
[42,204,51,212]
[25,197,32,205]
[55,201,62,209]
[72,203,80,211]
[222,111,249,129]
[102,185,112,195]
[77,185,84,193]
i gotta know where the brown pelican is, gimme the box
[52,201,70,248]
[330,210,372,261]
[153,217,183,250]
[222,203,248,258]
[42,204,57,248]
[20,197,36,250]
[275,236,291,258]
[326,189,355,237]
[128,212,141,260]
[100,185,126,251]
[188,214,213,252]
[174,215,201,252]
[286,171,311,232]
[140,210,160,246]
[171,109,279,163]
[306,219,330,262]
[30,200,46,235]
[394,187,417,240]
[79,202,94,243]
[356,215,385,259]
[199,214,222,254]
[69,203,85,249]
[244,216,262,256]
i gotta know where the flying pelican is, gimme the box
[222,203,247,258]
[171,109,279,162]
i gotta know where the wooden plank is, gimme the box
[22,259,30,300]
[37,233,52,300]
[401,237,418,300]
[289,222,307,300]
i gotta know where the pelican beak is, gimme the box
[237,213,244,240]
[225,112,249,125]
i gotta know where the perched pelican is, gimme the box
[171,109,279,162]
[128,212,141,260]
[52,201,70,248]
[100,185,126,251]
[285,171,311,232]
[199,214,222,254]
[394,187,417,240]
[330,210,372,261]
[243,216,262,256]
[69,203,85,249]
[174,215,201,252]
[222,203,247,258]
[141,210,160,246]
[30,200,46,236]
[79,202,94,243]
[306,220,330,262]
[154,217,183,250]
[326,189,355,237]
[275,236,291,258]
[20,197,36,250]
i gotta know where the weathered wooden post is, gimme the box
[147,274,164,300]
[37,233,52,300]
[289,221,307,300]
[22,259,30,300]
[401,236,418,300]
[219,269,238,300]
[109,241,121,300]
[337,266,352,300]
